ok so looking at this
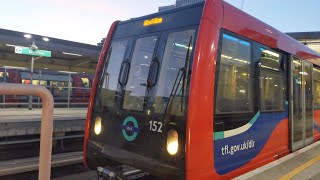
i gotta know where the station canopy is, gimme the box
[287,31,320,54]
[0,28,102,74]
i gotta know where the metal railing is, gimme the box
[0,83,54,180]
[0,86,91,108]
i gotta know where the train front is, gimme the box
[84,3,204,179]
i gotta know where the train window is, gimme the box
[314,67,320,110]
[153,29,196,116]
[260,48,281,71]
[32,80,40,85]
[123,35,158,111]
[22,79,30,85]
[22,79,47,86]
[50,81,68,97]
[101,38,129,108]
[81,78,90,88]
[0,72,9,83]
[216,34,253,114]
[40,80,48,86]
[260,71,284,111]
[51,81,68,90]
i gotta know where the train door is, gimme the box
[290,57,313,151]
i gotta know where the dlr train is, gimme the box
[84,0,320,179]
[0,68,94,104]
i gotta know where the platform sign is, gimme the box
[15,46,51,58]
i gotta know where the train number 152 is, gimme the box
[148,121,162,133]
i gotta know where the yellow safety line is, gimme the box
[278,155,320,180]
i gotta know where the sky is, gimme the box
[0,0,319,45]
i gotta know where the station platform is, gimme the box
[0,108,87,144]
[236,141,320,180]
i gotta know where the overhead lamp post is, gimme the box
[15,34,51,110]
[28,41,39,110]
[241,0,245,10]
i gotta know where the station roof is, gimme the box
[287,31,320,54]
[0,28,101,74]
[287,31,320,41]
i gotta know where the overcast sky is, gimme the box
[0,0,319,45]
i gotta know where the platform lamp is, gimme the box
[28,41,38,110]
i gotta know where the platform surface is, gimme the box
[0,108,87,122]
[236,141,320,180]
[0,108,87,137]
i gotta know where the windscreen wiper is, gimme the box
[163,67,185,121]
[163,36,193,122]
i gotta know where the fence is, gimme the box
[0,67,93,108]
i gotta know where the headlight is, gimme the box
[94,116,102,135]
[167,130,178,155]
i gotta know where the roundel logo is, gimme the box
[121,116,140,141]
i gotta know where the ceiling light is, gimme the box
[62,52,82,56]
[6,44,20,47]
[42,37,50,42]
[24,34,32,39]
[58,70,77,74]
[3,66,28,70]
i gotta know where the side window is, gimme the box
[0,72,9,83]
[260,49,281,71]
[40,80,48,86]
[22,79,31,85]
[216,34,253,114]
[81,78,90,88]
[314,67,320,110]
[260,71,284,111]
[259,49,284,111]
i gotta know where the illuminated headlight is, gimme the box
[94,116,102,135]
[167,130,179,155]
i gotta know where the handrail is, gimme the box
[0,84,54,180]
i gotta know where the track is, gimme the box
[0,151,83,176]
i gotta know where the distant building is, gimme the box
[287,32,320,54]
[98,38,105,47]
[159,4,176,12]
[159,0,205,12]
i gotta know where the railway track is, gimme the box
[0,151,83,176]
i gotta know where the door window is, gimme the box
[304,62,313,139]
[314,67,320,110]
[123,35,158,111]
[292,58,303,142]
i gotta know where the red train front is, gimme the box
[84,0,320,179]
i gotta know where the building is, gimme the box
[159,0,204,12]
[159,4,177,12]
[287,32,320,54]
[0,28,101,73]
